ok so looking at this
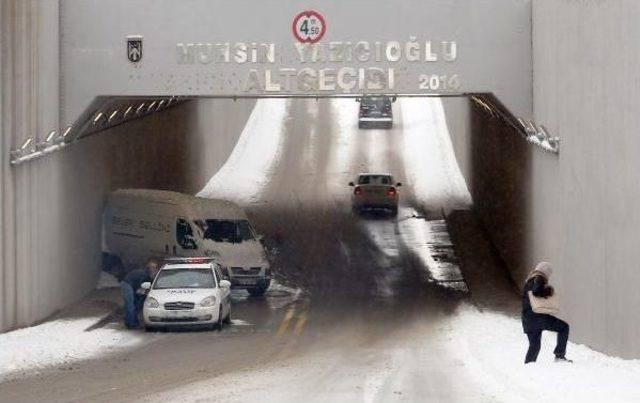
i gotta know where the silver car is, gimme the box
[349,173,402,216]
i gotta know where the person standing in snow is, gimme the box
[121,257,160,329]
[522,261,572,363]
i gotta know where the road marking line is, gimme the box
[293,312,307,336]
[276,307,296,338]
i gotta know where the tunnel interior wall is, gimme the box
[1,96,254,332]
[443,97,561,290]
[532,0,640,358]
[445,0,640,358]
[0,0,255,332]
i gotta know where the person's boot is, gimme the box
[554,356,573,363]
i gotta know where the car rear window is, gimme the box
[358,175,392,185]
[362,98,391,109]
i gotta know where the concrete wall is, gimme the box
[531,0,640,358]
[0,0,254,331]
[444,0,640,358]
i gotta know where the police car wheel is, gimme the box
[216,310,224,330]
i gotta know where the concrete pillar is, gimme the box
[0,0,60,330]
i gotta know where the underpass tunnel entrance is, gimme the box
[69,92,535,314]
[0,0,534,333]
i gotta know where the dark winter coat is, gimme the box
[124,268,151,292]
[521,274,556,333]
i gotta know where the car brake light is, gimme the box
[385,187,397,197]
[354,186,363,196]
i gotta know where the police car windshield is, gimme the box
[153,269,215,289]
[198,219,254,243]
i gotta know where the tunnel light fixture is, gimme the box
[108,110,120,123]
[62,126,73,139]
[518,119,559,154]
[92,112,105,125]
[20,137,34,151]
[471,95,496,117]
[10,95,185,166]
[123,106,134,118]
[45,130,58,143]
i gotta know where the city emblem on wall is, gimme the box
[127,35,143,63]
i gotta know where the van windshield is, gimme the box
[197,219,254,243]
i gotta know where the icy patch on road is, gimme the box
[0,317,143,382]
[230,319,253,326]
[198,99,290,203]
[400,98,472,212]
[451,304,640,402]
[397,206,467,291]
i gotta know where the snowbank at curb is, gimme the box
[0,316,144,382]
[450,304,640,402]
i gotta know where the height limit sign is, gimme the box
[292,11,326,44]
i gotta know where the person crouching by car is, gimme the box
[121,258,160,329]
[522,261,572,363]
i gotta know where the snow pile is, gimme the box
[451,304,640,402]
[198,99,290,203]
[0,317,143,381]
[400,98,472,211]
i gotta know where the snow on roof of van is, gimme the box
[109,189,247,219]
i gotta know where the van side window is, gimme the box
[176,218,197,249]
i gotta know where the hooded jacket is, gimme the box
[521,264,556,333]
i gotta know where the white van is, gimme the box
[103,189,271,296]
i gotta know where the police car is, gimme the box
[141,257,232,331]
[357,95,396,129]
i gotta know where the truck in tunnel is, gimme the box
[102,189,272,296]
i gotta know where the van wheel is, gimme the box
[144,325,156,332]
[248,287,267,298]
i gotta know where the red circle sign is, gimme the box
[292,11,326,44]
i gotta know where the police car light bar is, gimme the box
[163,257,216,264]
